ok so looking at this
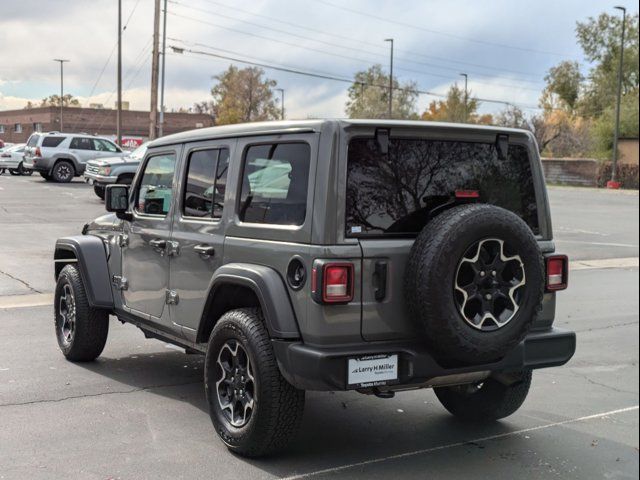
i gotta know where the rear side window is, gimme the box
[183,148,229,219]
[239,142,310,226]
[346,138,539,236]
[41,136,65,148]
[70,137,95,150]
[94,139,119,152]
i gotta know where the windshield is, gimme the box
[346,137,539,237]
[129,143,148,160]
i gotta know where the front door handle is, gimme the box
[149,238,167,253]
[194,244,215,258]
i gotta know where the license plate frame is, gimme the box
[347,353,399,389]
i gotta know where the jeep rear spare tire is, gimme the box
[405,204,544,364]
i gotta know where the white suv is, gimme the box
[23,132,126,182]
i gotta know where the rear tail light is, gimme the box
[546,255,568,291]
[311,261,354,304]
[455,189,480,199]
[35,147,42,157]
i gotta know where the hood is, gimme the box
[87,154,140,167]
[82,213,123,235]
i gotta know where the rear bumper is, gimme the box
[272,328,576,391]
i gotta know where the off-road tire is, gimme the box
[405,204,544,365]
[93,184,105,200]
[51,160,75,183]
[54,264,109,361]
[434,370,532,421]
[205,308,305,457]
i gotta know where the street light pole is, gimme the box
[276,88,285,120]
[610,5,626,187]
[116,0,122,146]
[460,73,468,123]
[159,0,168,137]
[384,38,394,119]
[53,59,69,131]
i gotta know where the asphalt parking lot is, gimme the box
[0,175,638,479]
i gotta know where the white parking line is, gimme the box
[279,405,639,480]
[570,257,639,271]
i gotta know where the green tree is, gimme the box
[40,94,80,107]
[209,65,280,125]
[591,91,639,158]
[540,61,584,112]
[346,65,419,119]
[576,12,639,116]
[421,83,479,123]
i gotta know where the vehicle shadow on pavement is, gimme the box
[76,348,529,475]
[77,350,209,412]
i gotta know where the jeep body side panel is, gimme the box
[54,235,114,309]
[205,262,301,338]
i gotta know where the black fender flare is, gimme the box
[54,236,114,309]
[203,263,301,340]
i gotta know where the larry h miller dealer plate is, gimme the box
[347,353,398,388]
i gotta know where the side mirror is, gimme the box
[105,184,132,220]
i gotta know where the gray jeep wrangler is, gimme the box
[53,120,575,457]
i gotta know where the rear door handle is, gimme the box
[194,244,215,258]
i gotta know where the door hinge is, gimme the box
[165,289,179,305]
[118,234,129,247]
[112,275,128,290]
[166,240,180,257]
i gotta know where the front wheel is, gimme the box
[205,308,305,457]
[55,264,109,361]
[19,163,33,175]
[93,184,105,200]
[434,370,532,421]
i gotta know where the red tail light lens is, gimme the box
[35,147,42,157]
[546,255,568,291]
[455,190,480,199]
[312,261,354,304]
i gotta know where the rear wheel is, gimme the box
[9,168,21,176]
[19,163,33,176]
[205,308,305,457]
[54,264,109,361]
[434,370,532,421]
[51,160,75,183]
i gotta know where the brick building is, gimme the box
[0,106,214,144]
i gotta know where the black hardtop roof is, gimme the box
[148,119,533,148]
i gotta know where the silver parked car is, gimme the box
[0,144,32,176]
[84,142,148,199]
[22,132,126,182]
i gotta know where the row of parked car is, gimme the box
[0,131,148,199]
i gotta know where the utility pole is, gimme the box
[460,73,468,123]
[149,0,161,140]
[158,0,168,137]
[384,38,394,119]
[610,5,626,188]
[53,59,69,131]
[276,88,285,120]
[116,0,122,146]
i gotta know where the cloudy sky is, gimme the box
[0,0,636,118]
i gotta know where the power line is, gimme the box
[169,41,542,111]
[311,0,574,57]
[177,0,548,80]
[169,0,544,86]
[168,10,543,93]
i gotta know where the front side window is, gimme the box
[239,142,310,226]
[183,148,229,219]
[346,138,539,236]
[135,154,176,216]
[94,139,119,152]
[70,137,95,150]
